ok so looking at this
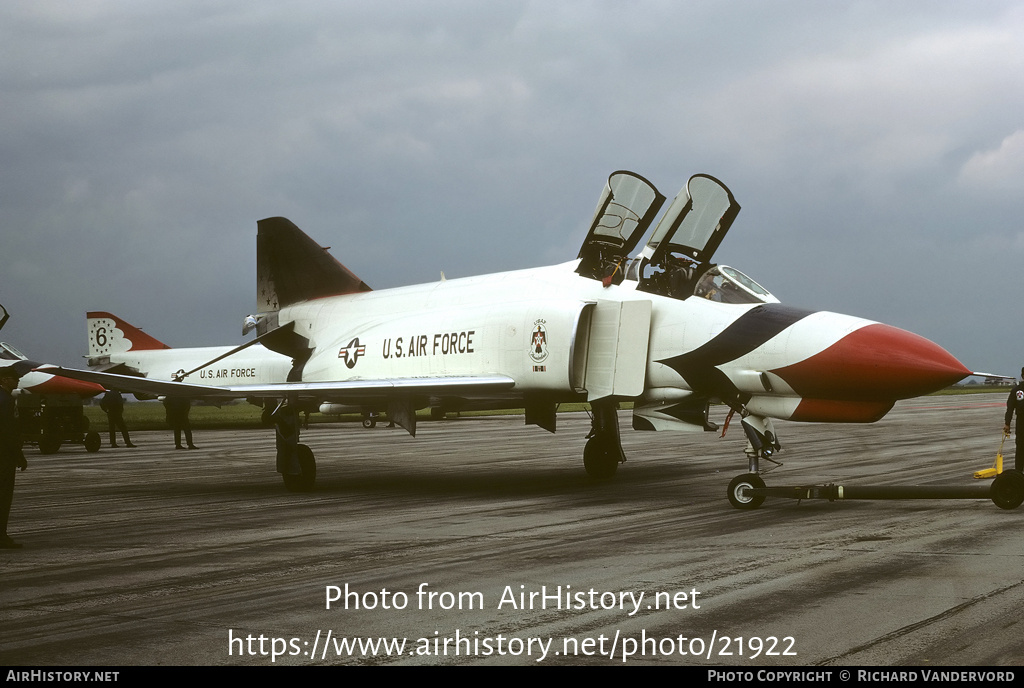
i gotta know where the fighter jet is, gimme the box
[40,171,971,499]
[85,311,383,425]
[1,304,105,453]
[85,310,291,392]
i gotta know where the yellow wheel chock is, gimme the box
[974,434,1007,479]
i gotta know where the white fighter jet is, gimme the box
[85,310,291,406]
[1,304,105,453]
[85,311,387,425]
[41,171,971,501]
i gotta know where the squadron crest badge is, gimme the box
[529,320,549,364]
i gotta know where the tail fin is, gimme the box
[256,217,371,314]
[87,311,171,358]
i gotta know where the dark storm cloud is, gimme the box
[1,0,1021,377]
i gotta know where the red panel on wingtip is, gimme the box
[771,323,970,401]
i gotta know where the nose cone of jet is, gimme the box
[771,323,970,401]
[20,370,106,398]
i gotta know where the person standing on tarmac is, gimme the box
[1004,367,1024,472]
[163,396,197,450]
[100,389,135,448]
[0,367,27,549]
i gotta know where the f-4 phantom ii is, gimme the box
[1,304,105,453]
[85,310,292,421]
[85,311,451,426]
[41,171,971,503]
[86,310,294,386]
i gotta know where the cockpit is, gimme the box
[690,265,777,304]
[577,171,778,305]
[0,342,27,362]
[627,256,777,304]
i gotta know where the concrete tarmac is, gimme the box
[1,393,1021,666]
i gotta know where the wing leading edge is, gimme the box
[36,365,516,403]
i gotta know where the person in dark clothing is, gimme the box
[163,396,196,449]
[1004,367,1024,472]
[1,367,27,549]
[100,390,135,448]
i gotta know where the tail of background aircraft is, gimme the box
[87,312,171,359]
[256,217,371,315]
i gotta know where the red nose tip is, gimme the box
[26,376,105,398]
[771,323,970,401]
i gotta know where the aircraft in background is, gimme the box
[86,310,292,407]
[85,311,392,425]
[1,303,105,453]
[42,171,972,503]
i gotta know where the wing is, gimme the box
[36,365,517,403]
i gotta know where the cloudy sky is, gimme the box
[1,0,1021,380]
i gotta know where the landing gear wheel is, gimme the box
[991,469,1024,510]
[728,473,766,510]
[84,431,101,453]
[39,433,62,455]
[282,444,317,492]
[583,437,618,480]
[362,417,376,429]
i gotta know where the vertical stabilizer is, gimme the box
[256,217,371,314]
[87,312,171,357]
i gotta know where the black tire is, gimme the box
[38,433,62,455]
[583,437,618,480]
[430,407,445,421]
[84,431,101,453]
[362,417,376,429]
[282,444,317,493]
[991,469,1024,510]
[728,473,766,510]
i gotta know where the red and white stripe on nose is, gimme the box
[726,311,969,423]
[770,321,969,401]
[18,370,105,398]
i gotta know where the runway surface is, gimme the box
[1,393,1020,666]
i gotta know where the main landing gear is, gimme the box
[273,402,316,492]
[584,400,625,480]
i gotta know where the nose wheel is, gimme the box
[728,473,766,509]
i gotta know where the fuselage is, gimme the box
[104,344,293,387]
[279,260,968,424]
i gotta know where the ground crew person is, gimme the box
[100,389,135,448]
[1004,368,1024,472]
[1,367,27,549]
